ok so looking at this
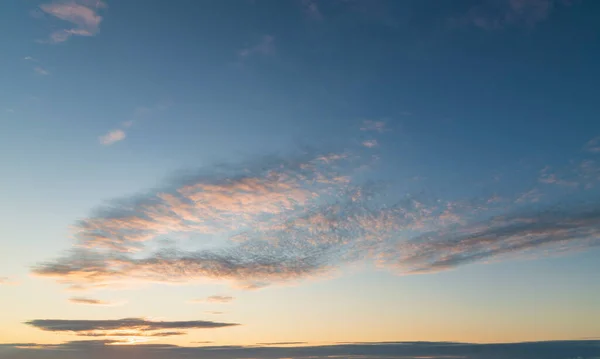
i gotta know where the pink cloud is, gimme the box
[98,129,126,145]
[362,139,378,148]
[39,0,106,43]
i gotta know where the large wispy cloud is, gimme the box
[1,340,598,359]
[39,0,106,43]
[31,134,600,291]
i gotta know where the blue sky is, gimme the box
[1,0,600,357]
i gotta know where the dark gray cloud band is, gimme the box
[1,340,599,359]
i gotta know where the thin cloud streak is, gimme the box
[34,66,50,75]
[239,35,275,58]
[190,295,234,303]
[456,0,572,30]
[24,318,239,339]
[68,297,122,306]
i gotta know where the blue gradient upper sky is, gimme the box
[1,0,600,351]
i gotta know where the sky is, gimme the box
[1,0,600,358]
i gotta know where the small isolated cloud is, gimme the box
[98,129,126,146]
[34,66,50,76]
[239,35,274,58]
[585,136,600,153]
[98,103,170,146]
[362,140,378,148]
[360,120,387,133]
[39,0,107,44]
[205,311,224,315]
[0,277,11,285]
[191,295,234,304]
[301,0,322,20]
[69,297,121,306]
[25,318,238,339]
[457,0,572,30]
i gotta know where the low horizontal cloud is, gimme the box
[1,340,599,359]
[39,0,106,43]
[24,318,238,339]
[69,297,121,306]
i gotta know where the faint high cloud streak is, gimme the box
[456,0,572,30]
[585,136,600,153]
[39,0,106,43]
[239,35,275,58]
[25,318,238,339]
[191,295,234,304]
[99,129,126,145]
[69,297,122,306]
[34,66,50,76]
[360,120,387,133]
[301,0,323,20]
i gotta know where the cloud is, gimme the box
[24,318,238,339]
[0,277,12,285]
[362,140,378,148]
[360,120,387,133]
[31,136,600,291]
[1,340,599,359]
[301,0,323,20]
[34,66,50,75]
[98,103,170,146]
[585,136,600,153]
[383,203,600,274]
[68,297,121,306]
[99,129,126,145]
[239,35,275,58]
[191,295,234,304]
[39,0,106,43]
[205,311,224,315]
[457,0,571,30]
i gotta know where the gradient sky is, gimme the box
[1,0,600,356]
